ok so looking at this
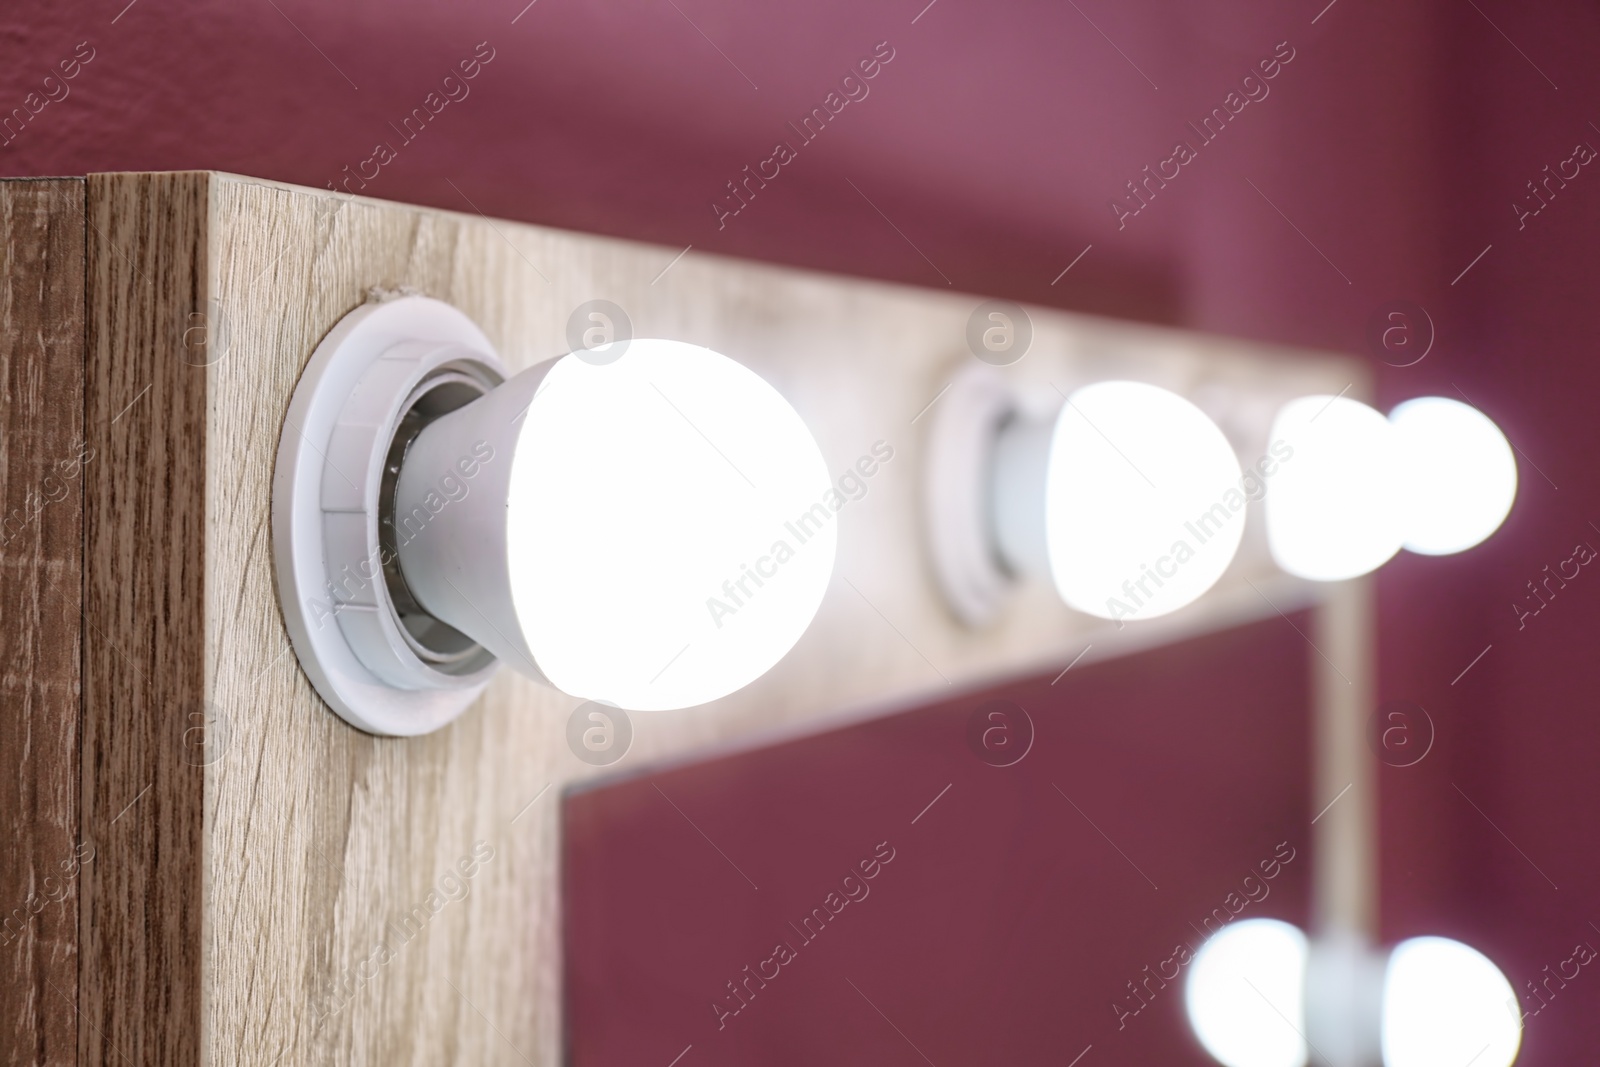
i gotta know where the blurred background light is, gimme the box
[1388,397,1517,556]
[1044,380,1244,620]
[1185,918,1310,1067]
[1382,936,1520,1067]
[1266,395,1402,581]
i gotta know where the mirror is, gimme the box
[565,613,1315,1064]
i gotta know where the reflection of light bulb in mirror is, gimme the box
[1006,381,1244,620]
[397,339,837,712]
[1382,937,1520,1067]
[1389,397,1517,556]
[1185,919,1310,1067]
[1266,395,1403,581]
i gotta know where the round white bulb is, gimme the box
[1389,397,1517,556]
[1265,395,1403,581]
[507,341,836,710]
[1382,937,1520,1067]
[1185,919,1310,1067]
[395,338,836,713]
[1044,381,1245,620]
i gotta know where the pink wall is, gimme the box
[7,0,1600,1060]
[0,0,1450,328]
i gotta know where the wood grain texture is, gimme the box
[81,171,210,1067]
[192,172,1362,1066]
[0,178,85,1067]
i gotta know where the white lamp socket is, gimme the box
[273,295,511,735]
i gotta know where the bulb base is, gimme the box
[990,411,1055,583]
[393,362,557,682]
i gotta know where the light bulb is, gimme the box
[1382,937,1520,1067]
[1041,381,1244,620]
[397,338,837,712]
[275,298,837,734]
[1185,919,1310,1067]
[1265,395,1403,581]
[930,373,1246,626]
[1389,397,1517,556]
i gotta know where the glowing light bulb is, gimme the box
[1042,381,1245,620]
[277,297,838,734]
[1265,395,1402,580]
[399,338,836,712]
[1389,397,1517,556]
[1382,937,1520,1067]
[1185,919,1310,1067]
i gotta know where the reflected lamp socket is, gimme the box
[273,296,835,735]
